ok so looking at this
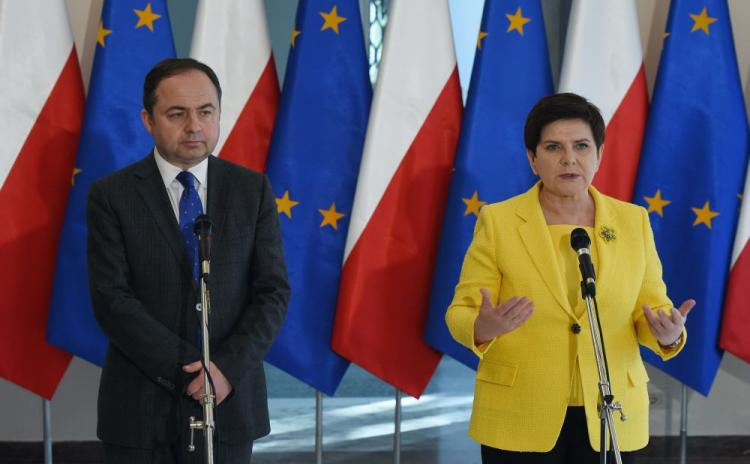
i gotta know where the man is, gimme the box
[87,58,290,462]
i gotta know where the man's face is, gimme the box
[141,70,220,169]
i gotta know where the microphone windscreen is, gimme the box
[570,227,591,251]
[194,214,212,237]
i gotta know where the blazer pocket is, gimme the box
[476,359,518,387]
[627,363,650,387]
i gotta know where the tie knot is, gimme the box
[176,171,197,191]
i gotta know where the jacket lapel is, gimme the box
[591,186,619,306]
[206,156,230,248]
[133,154,189,273]
[517,184,575,318]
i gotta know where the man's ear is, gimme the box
[140,109,154,135]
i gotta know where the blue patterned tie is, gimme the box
[176,171,203,281]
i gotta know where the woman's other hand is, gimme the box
[643,299,696,347]
[474,288,534,346]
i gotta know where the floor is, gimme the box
[252,395,750,463]
[2,437,750,464]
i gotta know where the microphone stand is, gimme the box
[580,284,624,464]
[188,216,215,464]
[572,228,625,464]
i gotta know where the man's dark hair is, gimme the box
[142,58,222,115]
[524,92,605,155]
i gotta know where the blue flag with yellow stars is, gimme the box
[423,0,552,369]
[633,0,749,395]
[46,0,175,365]
[264,0,371,395]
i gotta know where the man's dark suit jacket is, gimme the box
[87,153,290,448]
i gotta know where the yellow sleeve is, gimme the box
[633,207,687,360]
[445,206,501,359]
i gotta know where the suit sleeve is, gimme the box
[212,175,290,388]
[445,206,501,358]
[633,207,687,360]
[87,180,201,394]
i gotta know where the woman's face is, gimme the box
[526,118,602,200]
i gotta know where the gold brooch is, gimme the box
[599,226,616,243]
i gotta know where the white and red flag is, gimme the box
[0,1,83,398]
[721,167,750,364]
[190,0,280,171]
[332,0,462,397]
[558,0,648,201]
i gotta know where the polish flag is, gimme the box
[721,167,750,364]
[558,0,648,202]
[332,0,462,397]
[0,1,83,398]
[190,0,279,171]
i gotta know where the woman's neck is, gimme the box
[539,186,595,226]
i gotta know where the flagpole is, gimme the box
[679,384,688,464]
[43,398,52,464]
[393,389,401,464]
[315,390,323,464]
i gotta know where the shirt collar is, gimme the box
[153,147,209,188]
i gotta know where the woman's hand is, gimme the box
[643,299,696,347]
[474,288,534,346]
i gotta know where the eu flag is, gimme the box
[46,0,175,365]
[424,0,552,369]
[633,0,748,395]
[264,0,371,395]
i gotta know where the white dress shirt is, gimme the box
[153,147,208,221]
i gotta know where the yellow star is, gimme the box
[290,28,301,47]
[134,3,162,32]
[690,7,717,35]
[319,203,346,229]
[97,21,112,47]
[462,191,486,217]
[506,7,531,36]
[320,6,347,34]
[71,167,82,186]
[276,191,299,219]
[477,31,489,49]
[692,201,719,229]
[644,189,672,217]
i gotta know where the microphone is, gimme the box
[570,227,596,297]
[194,214,213,266]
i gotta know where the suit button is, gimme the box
[571,323,582,334]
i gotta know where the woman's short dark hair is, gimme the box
[143,58,222,115]
[524,92,605,155]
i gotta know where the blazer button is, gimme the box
[571,323,582,334]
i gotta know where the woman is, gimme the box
[446,93,694,463]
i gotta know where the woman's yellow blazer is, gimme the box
[446,182,686,452]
